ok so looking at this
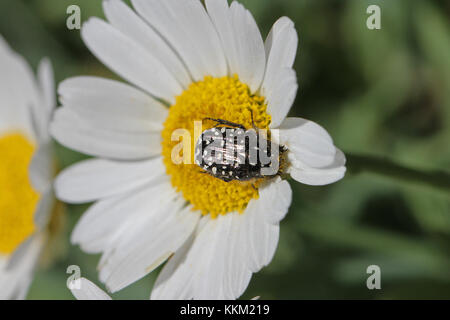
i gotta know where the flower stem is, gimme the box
[346,153,450,194]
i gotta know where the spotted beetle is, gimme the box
[194,117,286,183]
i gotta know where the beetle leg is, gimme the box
[204,118,246,130]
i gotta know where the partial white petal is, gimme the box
[29,142,53,193]
[223,213,252,299]
[103,0,192,88]
[31,58,55,141]
[205,0,237,74]
[206,0,265,92]
[0,36,39,139]
[262,16,298,90]
[265,68,297,128]
[70,278,112,300]
[259,177,292,224]
[81,18,182,104]
[290,148,346,186]
[151,232,197,300]
[59,76,168,132]
[276,117,336,168]
[33,188,55,229]
[132,0,227,81]
[244,193,280,273]
[261,17,299,127]
[0,234,44,300]
[281,118,346,186]
[5,236,34,272]
[101,201,200,293]
[55,157,165,204]
[72,177,174,254]
[193,214,235,299]
[50,108,161,160]
[37,58,55,113]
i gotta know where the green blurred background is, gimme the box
[1,0,449,299]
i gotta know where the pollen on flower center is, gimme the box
[161,75,271,218]
[0,132,39,255]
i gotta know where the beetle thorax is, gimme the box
[195,126,280,182]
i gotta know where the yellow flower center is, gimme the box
[162,76,271,218]
[0,132,39,255]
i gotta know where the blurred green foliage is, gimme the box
[1,0,449,299]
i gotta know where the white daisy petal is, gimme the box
[32,58,56,142]
[55,157,165,204]
[5,236,34,271]
[261,17,299,127]
[206,0,265,92]
[59,76,168,132]
[265,68,298,128]
[290,148,347,186]
[103,0,192,88]
[244,191,281,273]
[205,0,238,74]
[101,201,200,293]
[193,215,235,299]
[276,117,336,168]
[71,177,174,254]
[0,36,40,139]
[50,107,161,160]
[70,278,112,300]
[29,142,53,193]
[37,58,56,116]
[81,17,182,104]
[262,16,298,90]
[223,213,252,299]
[259,178,292,225]
[0,234,44,300]
[132,0,227,81]
[33,188,55,230]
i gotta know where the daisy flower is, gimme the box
[0,36,56,299]
[52,0,346,299]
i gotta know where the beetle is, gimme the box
[194,117,286,183]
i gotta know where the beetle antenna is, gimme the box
[248,108,257,130]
